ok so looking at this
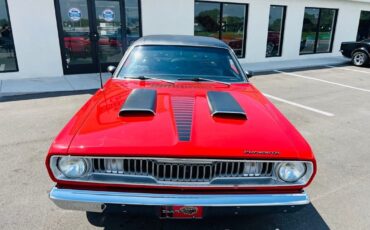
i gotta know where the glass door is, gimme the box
[56,0,97,74]
[94,0,124,70]
[55,0,141,74]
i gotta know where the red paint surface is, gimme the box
[46,79,316,191]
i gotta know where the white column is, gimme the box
[243,1,270,63]
[3,0,63,79]
[141,0,194,36]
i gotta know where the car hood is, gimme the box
[67,79,313,160]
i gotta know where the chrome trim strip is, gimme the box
[52,156,305,164]
[49,187,310,212]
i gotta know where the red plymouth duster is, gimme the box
[46,35,316,218]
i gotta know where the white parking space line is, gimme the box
[274,70,370,93]
[263,93,335,117]
[326,65,370,74]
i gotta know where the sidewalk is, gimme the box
[241,56,349,73]
[0,56,349,99]
[0,73,111,98]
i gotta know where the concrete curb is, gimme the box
[241,56,350,75]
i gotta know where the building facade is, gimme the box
[1,0,370,79]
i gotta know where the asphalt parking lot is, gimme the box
[1,64,370,229]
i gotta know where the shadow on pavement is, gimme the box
[86,204,329,230]
[0,89,97,102]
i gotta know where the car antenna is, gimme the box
[94,32,104,89]
[98,57,103,89]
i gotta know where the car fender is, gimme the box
[351,47,370,57]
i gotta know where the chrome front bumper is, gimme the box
[49,187,309,213]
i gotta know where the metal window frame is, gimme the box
[266,5,287,58]
[194,0,249,58]
[0,0,19,73]
[300,7,338,55]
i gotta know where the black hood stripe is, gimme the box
[119,89,157,116]
[171,96,195,141]
[207,91,247,119]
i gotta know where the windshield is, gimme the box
[117,45,245,82]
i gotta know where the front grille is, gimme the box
[92,158,274,183]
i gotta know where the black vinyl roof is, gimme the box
[132,35,230,49]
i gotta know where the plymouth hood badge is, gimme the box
[244,150,280,155]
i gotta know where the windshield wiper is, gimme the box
[178,77,231,86]
[124,76,175,84]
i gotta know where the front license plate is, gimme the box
[160,206,203,219]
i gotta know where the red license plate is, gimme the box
[160,206,203,219]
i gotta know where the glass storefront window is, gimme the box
[301,8,320,54]
[357,11,370,41]
[300,7,337,54]
[194,2,220,39]
[266,5,286,57]
[125,0,141,45]
[0,0,18,72]
[221,4,247,58]
[194,1,248,58]
[316,9,336,52]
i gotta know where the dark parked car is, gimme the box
[340,39,370,66]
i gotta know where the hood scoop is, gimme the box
[207,91,247,119]
[119,89,157,116]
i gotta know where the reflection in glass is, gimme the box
[357,11,370,41]
[266,6,285,57]
[300,8,320,54]
[95,0,123,63]
[59,0,93,66]
[194,1,247,58]
[300,7,337,54]
[194,2,221,39]
[221,4,246,57]
[119,46,244,82]
[125,0,141,45]
[316,9,336,52]
[0,0,17,72]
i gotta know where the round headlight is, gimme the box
[277,162,306,182]
[58,157,88,178]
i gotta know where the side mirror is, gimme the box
[107,65,116,74]
[245,70,254,78]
